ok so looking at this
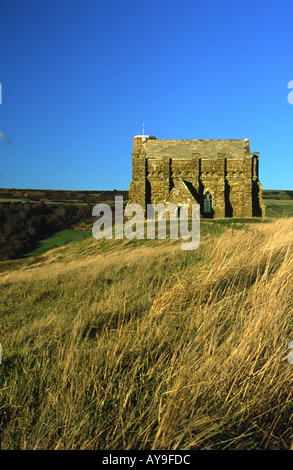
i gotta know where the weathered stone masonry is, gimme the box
[128,135,265,219]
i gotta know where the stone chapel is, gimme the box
[128,135,265,218]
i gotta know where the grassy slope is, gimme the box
[262,189,293,218]
[24,229,92,257]
[263,199,293,217]
[1,217,293,450]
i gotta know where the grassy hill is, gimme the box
[262,189,293,200]
[23,229,92,257]
[1,216,293,450]
[262,189,293,217]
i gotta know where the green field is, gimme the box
[24,229,92,257]
[263,199,293,217]
[262,189,293,217]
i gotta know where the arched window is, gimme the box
[204,192,212,214]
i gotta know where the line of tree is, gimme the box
[0,202,93,260]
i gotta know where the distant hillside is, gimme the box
[0,188,129,204]
[262,190,293,218]
[1,187,292,203]
[262,189,293,200]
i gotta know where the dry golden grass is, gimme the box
[0,218,293,450]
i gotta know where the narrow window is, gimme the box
[204,192,212,213]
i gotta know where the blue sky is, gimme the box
[0,0,293,191]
